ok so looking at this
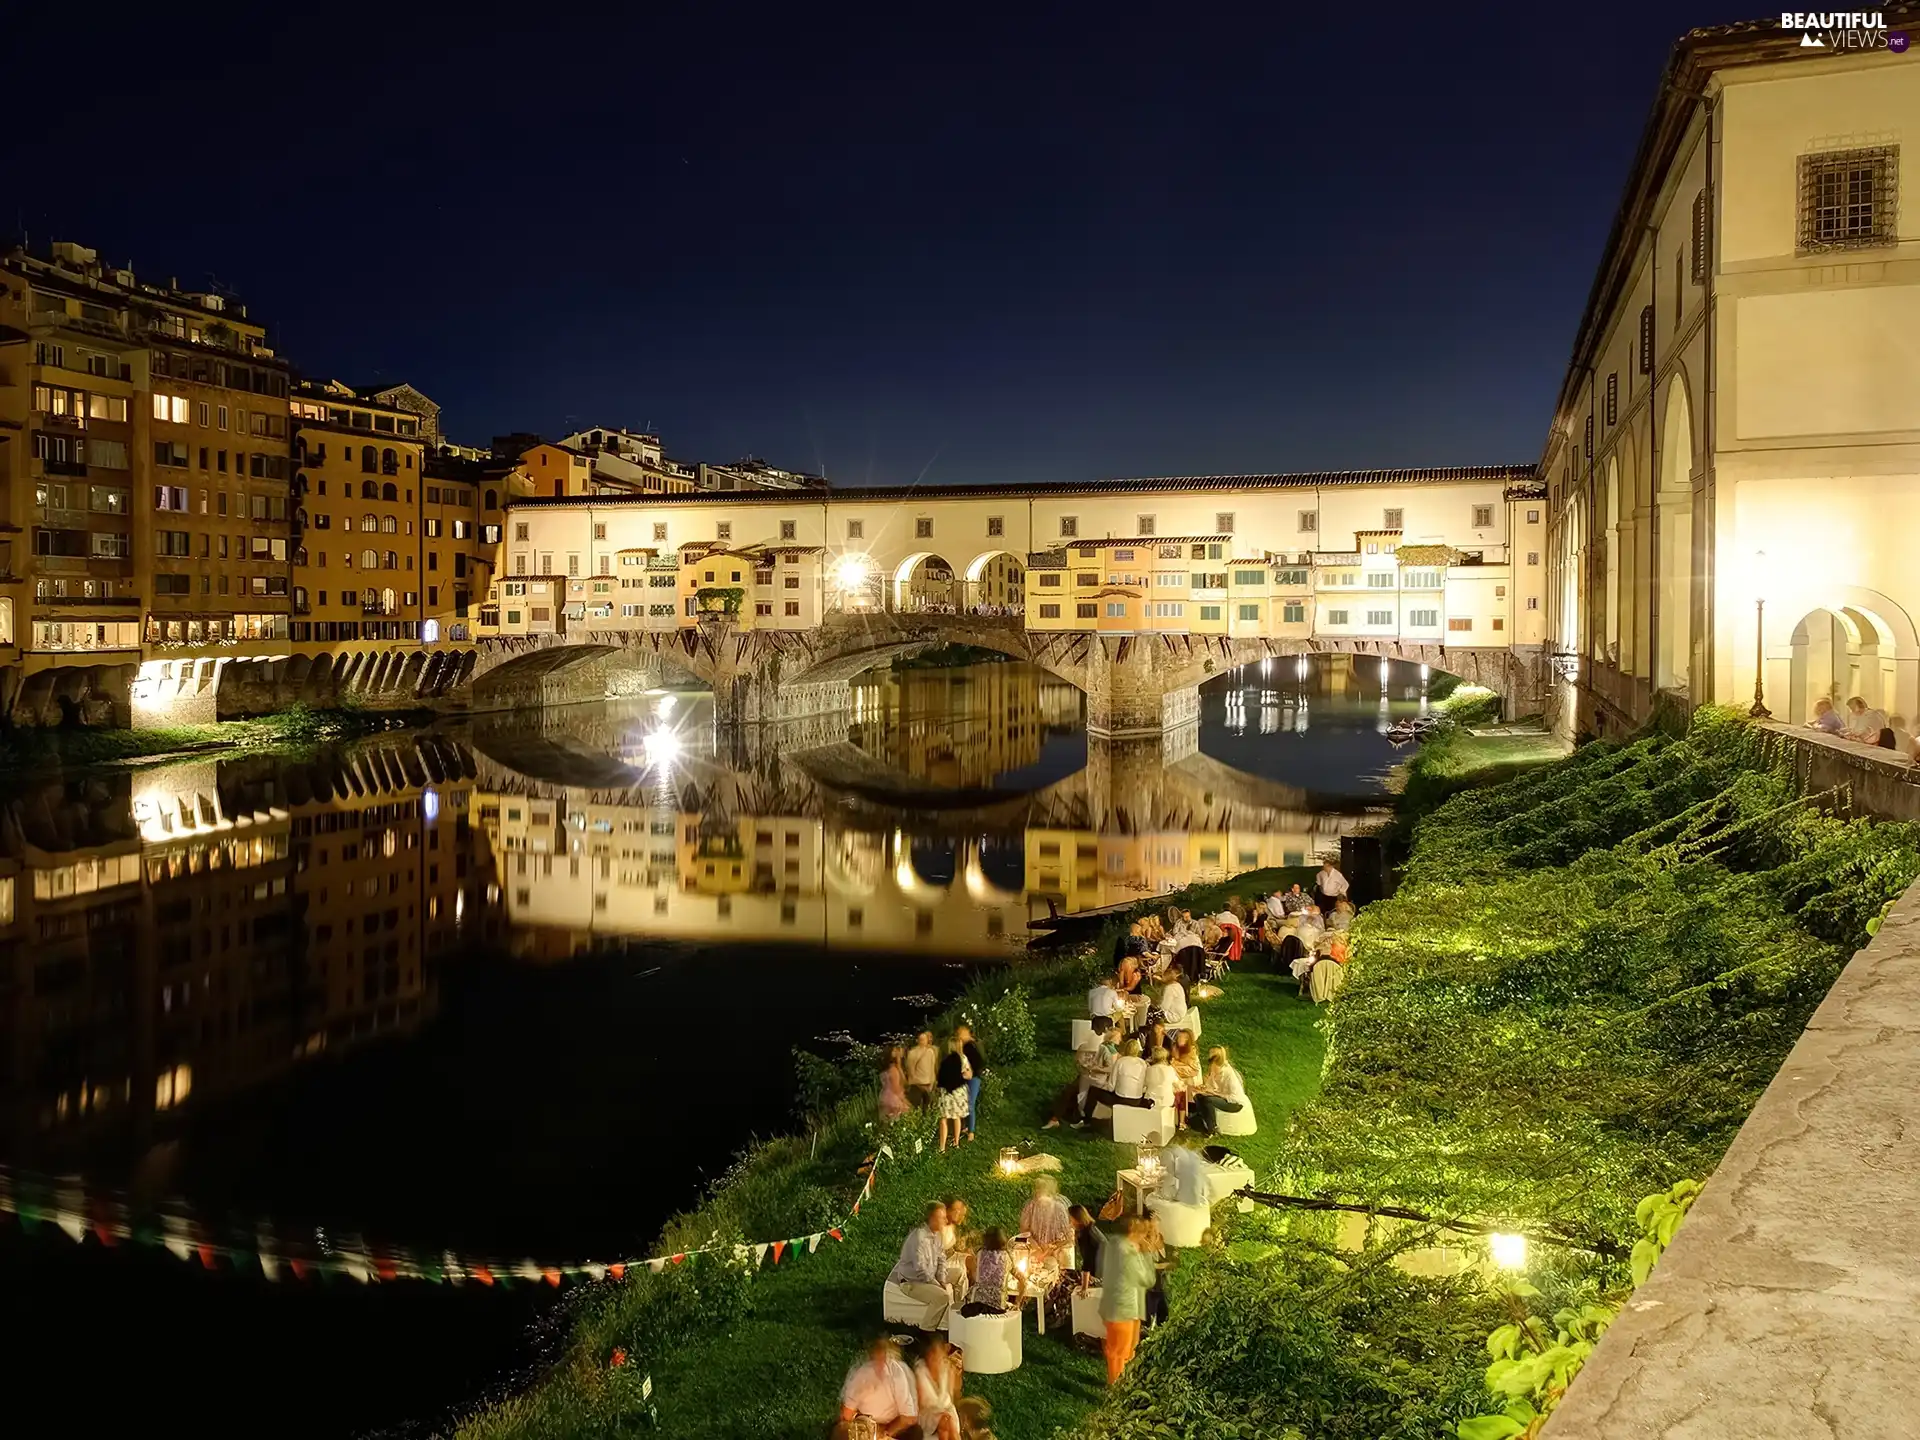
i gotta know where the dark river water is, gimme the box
[0,655,1433,1437]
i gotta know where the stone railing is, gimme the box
[1756,721,1920,824]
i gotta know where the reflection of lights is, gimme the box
[654,693,676,719]
[455,889,466,923]
[1296,656,1309,679]
[423,788,440,824]
[1489,1233,1528,1270]
[836,555,870,589]
[642,728,682,768]
[1419,664,1430,679]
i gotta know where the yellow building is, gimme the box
[288,382,430,646]
[0,240,295,723]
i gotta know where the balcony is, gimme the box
[37,507,89,530]
[33,556,88,574]
[361,599,398,617]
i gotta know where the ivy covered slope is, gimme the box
[1072,710,1920,1440]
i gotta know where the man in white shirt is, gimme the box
[835,1336,922,1439]
[1088,974,1122,1022]
[1314,861,1349,913]
[885,1203,950,1331]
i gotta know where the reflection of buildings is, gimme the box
[0,738,499,1166]
[847,666,1079,789]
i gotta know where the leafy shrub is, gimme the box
[960,982,1037,1064]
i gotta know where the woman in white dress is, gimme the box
[914,1332,963,1440]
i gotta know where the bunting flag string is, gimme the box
[0,1144,892,1293]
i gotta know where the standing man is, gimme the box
[904,1030,940,1110]
[1313,859,1349,916]
[834,1335,922,1439]
[956,1023,985,1141]
[887,1203,952,1332]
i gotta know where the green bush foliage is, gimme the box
[1071,708,1920,1438]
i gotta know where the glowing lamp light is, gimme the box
[998,1146,1020,1177]
[1135,1142,1162,1180]
[1489,1232,1528,1270]
[641,727,681,768]
[836,555,870,590]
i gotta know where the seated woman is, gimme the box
[1168,1031,1202,1128]
[1020,1176,1074,1262]
[1144,1046,1178,1113]
[1188,1045,1248,1135]
[914,1333,963,1440]
[961,1227,1027,1316]
[1115,953,1145,998]
[1110,1038,1148,1103]
[1326,897,1355,933]
[1160,965,1200,1039]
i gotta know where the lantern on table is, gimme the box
[1135,1142,1162,1183]
[1010,1235,1032,1280]
[998,1146,1020,1177]
[846,1417,880,1440]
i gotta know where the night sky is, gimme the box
[6,4,1751,485]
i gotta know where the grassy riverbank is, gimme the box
[457,868,1326,1440]
[0,705,428,773]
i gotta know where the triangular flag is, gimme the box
[289,1258,310,1281]
[807,1233,822,1254]
[514,1259,542,1284]
[341,1253,371,1283]
[852,1200,861,1216]
[756,1243,771,1265]
[472,1265,495,1287]
[608,1263,626,1282]
[375,1255,399,1283]
[542,1268,562,1287]
[258,1250,280,1282]
[647,1258,666,1274]
[55,1211,87,1244]
[771,1240,787,1264]
[444,1253,467,1286]
[585,1262,607,1282]
[670,1253,686,1266]
[94,1220,120,1248]
[828,1229,844,1242]
[197,1243,219,1270]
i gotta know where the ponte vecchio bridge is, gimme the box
[457,466,1550,734]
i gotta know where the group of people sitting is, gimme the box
[1809,696,1920,761]
[849,1171,1184,1433]
[1046,1018,1248,1135]
[877,1025,987,1152]
[1253,882,1353,1002]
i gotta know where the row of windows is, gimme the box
[151,392,287,438]
[524,504,1519,551]
[151,444,288,479]
[152,573,289,597]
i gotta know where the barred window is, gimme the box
[1798,146,1899,253]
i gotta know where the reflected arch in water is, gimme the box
[966,836,1024,902]
[825,829,884,894]
[906,835,958,889]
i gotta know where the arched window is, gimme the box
[360,446,377,473]
[384,550,398,570]
[381,482,398,501]
[484,489,498,511]
[380,516,396,534]
[382,588,397,613]
[360,515,377,532]
[361,549,378,570]
[381,448,398,475]
[361,480,379,499]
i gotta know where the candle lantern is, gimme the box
[998,1146,1020,1176]
[847,1417,880,1440]
[1135,1142,1162,1180]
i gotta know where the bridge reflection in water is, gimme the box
[466,662,1384,961]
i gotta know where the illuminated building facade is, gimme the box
[1543,28,1920,735]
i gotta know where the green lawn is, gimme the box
[460,870,1328,1440]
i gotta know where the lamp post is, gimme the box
[1749,551,1771,719]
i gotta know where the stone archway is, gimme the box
[1656,375,1696,693]
[1780,593,1919,726]
[892,552,958,613]
[962,550,1027,613]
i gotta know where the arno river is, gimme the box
[0,655,1433,1436]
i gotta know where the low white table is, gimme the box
[1115,1166,1168,1215]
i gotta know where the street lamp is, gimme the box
[1749,550,1771,719]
